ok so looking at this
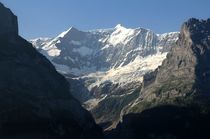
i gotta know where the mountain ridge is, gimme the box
[31,25,179,130]
[1,1,210,139]
[126,18,210,114]
[107,18,210,139]
[31,25,179,75]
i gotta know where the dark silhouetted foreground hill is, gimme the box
[0,2,103,139]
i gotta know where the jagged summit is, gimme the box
[114,24,126,29]
[31,25,179,75]
[107,18,210,139]
[128,18,210,113]
[157,18,210,95]
[114,24,144,31]
[179,18,210,45]
[57,26,80,38]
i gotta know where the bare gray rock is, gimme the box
[129,18,210,113]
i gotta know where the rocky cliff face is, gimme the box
[0,3,103,139]
[127,18,210,113]
[107,18,210,139]
[156,18,210,92]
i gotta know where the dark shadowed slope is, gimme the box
[107,105,210,139]
[0,2,103,139]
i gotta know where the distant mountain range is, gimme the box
[31,25,179,129]
[31,25,179,75]
[1,1,210,139]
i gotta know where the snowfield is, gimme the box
[30,25,179,111]
[80,53,167,90]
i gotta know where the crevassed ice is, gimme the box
[82,53,167,90]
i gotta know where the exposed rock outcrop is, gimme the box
[113,19,210,139]
[128,18,210,113]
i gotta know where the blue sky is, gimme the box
[0,0,210,39]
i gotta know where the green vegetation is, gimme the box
[91,87,140,125]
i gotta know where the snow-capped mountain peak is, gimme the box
[30,37,52,49]
[115,24,125,29]
[31,25,179,76]
[57,27,73,38]
[31,25,179,117]
[56,26,81,39]
[108,24,137,46]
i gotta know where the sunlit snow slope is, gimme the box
[31,25,179,129]
[31,24,179,102]
[31,25,178,76]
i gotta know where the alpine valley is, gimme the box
[31,25,179,129]
[1,1,210,139]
